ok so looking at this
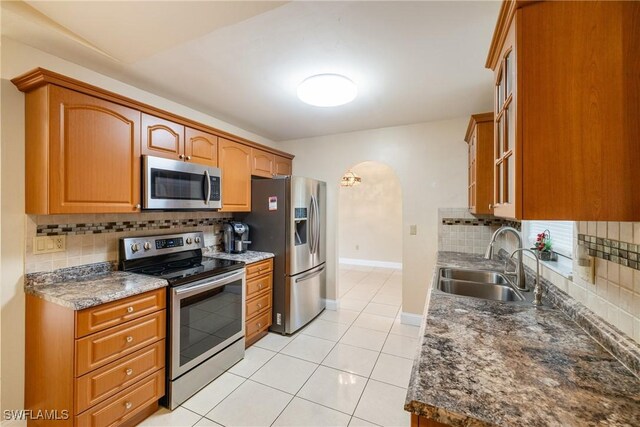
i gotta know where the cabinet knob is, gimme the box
[127,306,134,313]
[179,154,184,159]
[135,204,141,209]
[125,401,132,410]
[186,156,191,161]
[258,284,263,290]
[257,303,262,309]
[257,323,262,328]
[489,203,493,210]
[126,368,133,376]
[126,336,133,343]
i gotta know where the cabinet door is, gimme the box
[251,148,275,178]
[468,128,477,213]
[218,138,251,212]
[185,127,218,167]
[141,113,184,161]
[274,155,292,176]
[492,19,519,219]
[49,86,141,213]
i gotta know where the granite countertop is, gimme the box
[405,252,640,427]
[205,250,274,264]
[25,262,168,311]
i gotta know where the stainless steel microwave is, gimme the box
[143,155,222,210]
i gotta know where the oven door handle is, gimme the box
[204,170,211,206]
[174,269,244,296]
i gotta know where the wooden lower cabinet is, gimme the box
[245,258,274,347]
[410,413,449,427]
[25,288,166,426]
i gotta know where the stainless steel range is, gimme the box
[120,231,245,410]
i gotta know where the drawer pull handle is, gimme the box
[125,401,132,410]
[126,336,133,343]
[258,284,263,290]
[126,368,133,376]
[257,303,262,309]
[257,322,262,328]
[127,306,134,313]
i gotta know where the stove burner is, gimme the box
[141,266,165,274]
[168,260,193,269]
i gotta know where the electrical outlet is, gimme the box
[33,235,66,254]
[409,225,417,235]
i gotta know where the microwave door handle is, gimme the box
[204,170,211,205]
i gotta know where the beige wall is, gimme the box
[278,117,469,315]
[338,161,402,265]
[0,37,274,414]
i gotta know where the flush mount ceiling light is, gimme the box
[341,170,362,187]
[297,74,357,107]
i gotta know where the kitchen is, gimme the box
[1,1,639,427]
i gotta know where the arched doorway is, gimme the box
[337,161,403,311]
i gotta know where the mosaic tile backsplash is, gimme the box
[26,212,231,274]
[578,234,640,271]
[438,208,500,254]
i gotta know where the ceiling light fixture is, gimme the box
[341,170,362,187]
[297,74,357,107]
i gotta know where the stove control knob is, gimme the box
[143,242,151,251]
[186,237,193,245]
[130,243,140,253]
[194,237,201,244]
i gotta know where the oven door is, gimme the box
[170,269,245,379]
[144,155,222,210]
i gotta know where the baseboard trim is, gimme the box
[400,311,422,326]
[339,258,402,269]
[325,299,339,311]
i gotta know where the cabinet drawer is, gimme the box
[76,369,164,427]
[246,291,272,320]
[76,289,166,338]
[246,259,273,280]
[247,274,272,299]
[75,340,165,414]
[76,311,165,376]
[246,310,271,339]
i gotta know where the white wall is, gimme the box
[0,36,274,414]
[278,117,469,314]
[338,161,402,265]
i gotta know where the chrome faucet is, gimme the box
[484,226,527,291]
[510,248,543,306]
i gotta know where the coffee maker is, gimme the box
[222,221,251,254]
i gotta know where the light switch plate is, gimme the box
[409,225,417,235]
[33,235,66,254]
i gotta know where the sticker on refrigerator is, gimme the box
[268,196,278,211]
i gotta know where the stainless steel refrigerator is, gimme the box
[242,176,326,334]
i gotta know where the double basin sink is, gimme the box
[436,268,526,303]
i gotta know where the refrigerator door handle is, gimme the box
[309,195,316,254]
[295,265,325,283]
[313,194,320,254]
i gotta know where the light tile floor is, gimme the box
[142,265,419,427]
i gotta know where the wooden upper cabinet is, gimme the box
[141,113,184,161]
[274,155,292,176]
[485,0,640,221]
[218,138,251,212]
[185,127,218,167]
[25,85,141,214]
[251,148,275,178]
[465,113,494,215]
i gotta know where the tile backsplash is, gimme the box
[25,212,231,274]
[437,208,517,254]
[497,221,640,345]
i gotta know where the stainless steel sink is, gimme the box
[436,268,525,302]
[440,268,510,285]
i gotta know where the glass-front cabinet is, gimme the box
[492,18,518,219]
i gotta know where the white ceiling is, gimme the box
[2,1,501,141]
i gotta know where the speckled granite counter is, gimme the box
[25,262,168,310]
[205,250,274,264]
[405,252,640,426]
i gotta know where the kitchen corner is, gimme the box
[405,251,640,426]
